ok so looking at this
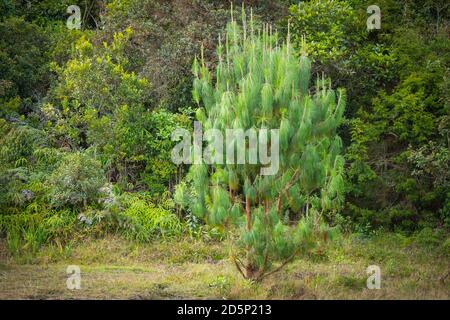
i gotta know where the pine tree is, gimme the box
[176,5,346,281]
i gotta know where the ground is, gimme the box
[0,233,449,299]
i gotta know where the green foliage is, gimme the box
[52,29,150,115]
[44,28,189,192]
[103,0,230,111]
[412,227,445,248]
[48,151,106,209]
[0,119,60,214]
[176,8,345,280]
[103,0,291,111]
[288,0,449,231]
[118,193,184,241]
[0,209,77,258]
[289,0,362,66]
[0,0,104,29]
[0,0,448,267]
[288,0,397,114]
[345,27,449,231]
[0,17,51,106]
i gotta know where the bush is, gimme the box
[413,227,444,247]
[119,193,184,241]
[0,120,57,214]
[48,152,106,209]
[0,17,51,104]
[45,29,190,193]
[286,0,450,232]
[0,208,77,257]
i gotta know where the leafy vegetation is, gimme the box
[175,8,345,280]
[0,0,448,297]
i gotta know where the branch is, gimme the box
[277,169,300,215]
[257,249,299,282]
[233,256,246,279]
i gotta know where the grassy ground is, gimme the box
[0,233,449,299]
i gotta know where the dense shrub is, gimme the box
[0,17,51,107]
[118,193,184,241]
[103,0,290,111]
[44,28,191,193]
[48,152,106,209]
[0,119,59,214]
[0,209,77,257]
[289,0,449,231]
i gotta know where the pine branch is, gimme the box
[257,249,299,282]
[277,169,299,216]
[233,256,246,279]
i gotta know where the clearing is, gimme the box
[0,233,448,299]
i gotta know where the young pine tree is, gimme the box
[175,7,346,281]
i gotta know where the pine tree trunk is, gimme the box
[245,262,258,280]
[245,195,251,231]
[276,196,282,216]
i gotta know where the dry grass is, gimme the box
[0,233,449,299]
